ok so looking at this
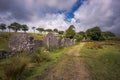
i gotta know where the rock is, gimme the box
[0,50,11,59]
[34,40,43,48]
[9,33,35,53]
[43,33,58,48]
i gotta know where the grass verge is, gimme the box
[81,41,120,80]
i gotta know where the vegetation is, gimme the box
[74,33,83,41]
[0,44,72,80]
[10,22,21,32]
[32,27,36,34]
[21,25,29,33]
[81,41,120,80]
[53,28,58,33]
[0,22,117,42]
[65,25,76,39]
[45,29,52,33]
[0,23,6,32]
[58,31,64,34]
[36,28,44,34]
[0,31,119,80]
[102,31,116,39]
[86,26,102,40]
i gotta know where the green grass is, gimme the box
[0,32,13,50]
[81,41,120,80]
[0,44,73,80]
[29,33,46,40]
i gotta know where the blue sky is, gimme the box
[0,0,120,35]
[65,0,83,20]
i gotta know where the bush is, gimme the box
[74,33,83,42]
[31,53,51,64]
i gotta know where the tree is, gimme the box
[86,26,102,40]
[7,25,12,33]
[78,31,86,37]
[58,31,64,34]
[32,27,36,34]
[53,28,58,33]
[102,31,115,39]
[45,29,52,33]
[21,24,29,33]
[10,22,21,32]
[74,33,83,42]
[0,23,6,32]
[36,28,44,34]
[65,25,76,39]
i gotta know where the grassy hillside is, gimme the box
[81,41,120,80]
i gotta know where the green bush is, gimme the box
[31,53,51,64]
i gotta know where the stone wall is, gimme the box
[9,33,35,53]
[43,33,77,48]
[8,33,77,53]
[43,33,58,48]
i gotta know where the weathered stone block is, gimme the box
[9,33,35,52]
[43,33,58,48]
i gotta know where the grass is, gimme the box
[0,44,73,80]
[81,41,120,80]
[29,33,46,40]
[0,32,13,50]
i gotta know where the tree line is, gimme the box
[65,25,116,41]
[0,22,64,34]
[0,22,116,41]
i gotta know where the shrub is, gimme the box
[31,53,51,64]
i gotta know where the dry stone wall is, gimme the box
[9,33,77,53]
[43,33,77,48]
[9,34,35,53]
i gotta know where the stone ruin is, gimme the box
[9,33,35,53]
[43,33,58,48]
[0,33,77,59]
[8,33,77,53]
[43,33,77,48]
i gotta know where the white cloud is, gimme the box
[26,13,69,32]
[74,0,119,32]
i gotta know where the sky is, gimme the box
[0,0,120,35]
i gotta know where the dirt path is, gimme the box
[38,43,89,80]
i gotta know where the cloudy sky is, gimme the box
[0,0,120,35]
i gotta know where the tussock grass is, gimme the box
[0,55,31,80]
[81,41,120,80]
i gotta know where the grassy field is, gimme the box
[0,32,120,80]
[81,41,120,80]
